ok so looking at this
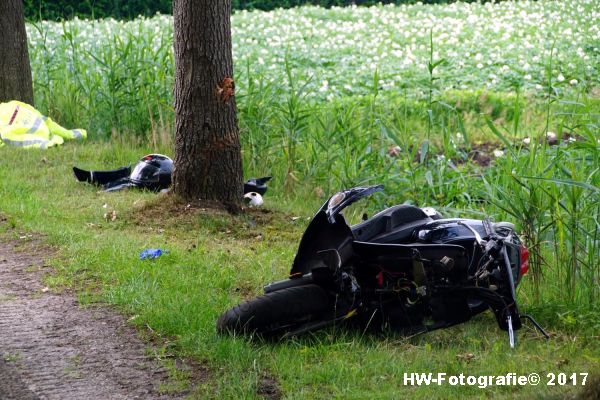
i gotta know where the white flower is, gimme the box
[569,79,578,85]
[23,0,598,104]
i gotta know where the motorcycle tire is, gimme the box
[217,284,331,336]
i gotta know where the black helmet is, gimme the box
[129,154,173,191]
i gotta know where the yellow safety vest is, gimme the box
[0,101,87,149]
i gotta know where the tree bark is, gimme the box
[0,0,34,105]
[172,0,243,207]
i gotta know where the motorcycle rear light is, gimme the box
[519,245,529,276]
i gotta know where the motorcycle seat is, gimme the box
[352,205,432,243]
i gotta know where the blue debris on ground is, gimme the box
[139,248,169,260]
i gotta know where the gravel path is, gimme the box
[0,238,184,400]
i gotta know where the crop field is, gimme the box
[26,0,599,135]
[1,0,598,398]
[28,0,599,99]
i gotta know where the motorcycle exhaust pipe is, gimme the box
[264,273,314,294]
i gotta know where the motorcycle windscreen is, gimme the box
[291,185,383,275]
[324,185,384,223]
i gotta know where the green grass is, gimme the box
[0,143,598,399]
[2,1,598,397]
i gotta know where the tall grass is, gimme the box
[482,92,599,307]
[28,18,175,139]
[21,7,600,311]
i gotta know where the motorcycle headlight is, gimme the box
[327,192,346,212]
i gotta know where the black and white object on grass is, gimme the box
[243,192,264,207]
[243,176,271,195]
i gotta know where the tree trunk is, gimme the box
[0,0,34,105]
[172,0,243,207]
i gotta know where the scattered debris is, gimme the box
[546,131,558,145]
[243,192,264,207]
[456,353,476,363]
[387,145,402,157]
[556,358,569,368]
[139,248,169,260]
[521,131,581,147]
[492,149,505,158]
[103,210,118,221]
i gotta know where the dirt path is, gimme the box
[0,238,185,400]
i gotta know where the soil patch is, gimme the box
[257,372,282,400]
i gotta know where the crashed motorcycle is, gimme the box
[217,185,548,347]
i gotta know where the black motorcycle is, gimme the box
[217,185,548,347]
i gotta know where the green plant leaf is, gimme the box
[521,176,600,194]
[420,140,429,164]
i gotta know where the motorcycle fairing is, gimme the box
[324,185,384,223]
[291,212,354,276]
[291,185,384,275]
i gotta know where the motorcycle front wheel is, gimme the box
[217,284,331,337]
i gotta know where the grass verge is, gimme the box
[0,142,598,399]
